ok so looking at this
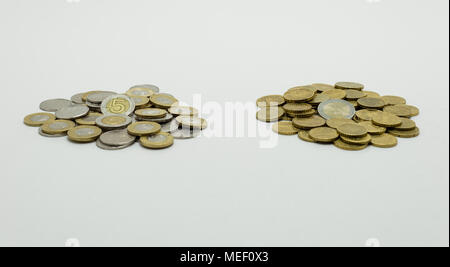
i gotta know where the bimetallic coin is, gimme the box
[292,115,326,130]
[337,123,368,138]
[40,99,73,112]
[168,106,199,117]
[388,127,420,138]
[135,108,168,119]
[41,120,76,135]
[135,113,174,124]
[396,104,420,117]
[24,113,56,127]
[171,128,201,139]
[345,90,367,100]
[358,121,386,135]
[298,130,315,143]
[96,114,132,130]
[341,134,371,145]
[326,118,356,129]
[256,95,285,108]
[394,118,416,131]
[176,116,208,130]
[101,95,135,116]
[272,121,299,135]
[149,94,178,109]
[140,132,174,149]
[371,133,398,148]
[320,89,346,100]
[38,127,66,138]
[355,109,383,121]
[75,112,103,125]
[311,83,335,92]
[87,91,116,104]
[334,139,368,151]
[71,93,85,104]
[256,107,285,122]
[96,139,135,151]
[372,112,402,127]
[381,95,406,106]
[318,99,356,120]
[127,84,160,97]
[55,105,90,120]
[335,82,364,90]
[383,105,412,117]
[160,120,180,133]
[309,127,339,143]
[130,96,150,108]
[357,97,386,109]
[127,122,161,137]
[68,126,102,143]
[99,129,136,146]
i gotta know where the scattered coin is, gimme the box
[68,126,102,143]
[355,109,384,121]
[96,138,135,151]
[257,95,285,108]
[388,127,420,138]
[127,122,161,137]
[308,94,330,105]
[150,94,178,109]
[394,118,416,131]
[257,107,285,122]
[334,138,368,151]
[326,118,356,129]
[341,134,372,145]
[383,105,412,117]
[160,120,180,133]
[86,91,116,104]
[71,93,85,104]
[357,97,386,109]
[321,89,347,100]
[82,91,103,102]
[358,121,386,135]
[283,103,312,113]
[99,129,136,147]
[364,91,381,98]
[75,112,103,126]
[140,132,174,149]
[371,133,398,148]
[176,116,208,130]
[288,85,318,94]
[38,127,66,138]
[381,95,406,106]
[345,90,367,100]
[318,99,356,120]
[292,115,326,130]
[372,112,402,127]
[396,104,420,117]
[96,114,132,130]
[130,96,151,109]
[309,127,339,143]
[40,99,73,112]
[272,121,299,135]
[335,82,364,90]
[136,113,174,124]
[135,108,167,119]
[101,94,135,116]
[56,105,90,120]
[311,83,335,92]
[337,123,368,138]
[284,89,315,102]
[298,130,315,143]
[41,120,76,135]
[24,112,56,127]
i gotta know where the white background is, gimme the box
[0,0,448,247]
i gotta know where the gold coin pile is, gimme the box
[257,82,420,151]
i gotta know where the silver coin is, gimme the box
[160,120,180,133]
[71,93,85,104]
[38,127,66,138]
[96,114,133,130]
[171,128,201,139]
[86,91,116,104]
[135,113,174,124]
[130,84,160,94]
[101,94,135,116]
[40,99,73,112]
[99,129,136,146]
[318,99,356,120]
[55,105,90,120]
[86,101,101,109]
[96,139,135,150]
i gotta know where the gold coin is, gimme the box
[256,95,285,108]
[358,121,386,135]
[363,91,381,98]
[68,126,102,143]
[168,106,199,117]
[126,87,155,98]
[394,117,416,131]
[149,94,178,109]
[135,108,167,119]
[357,97,386,109]
[140,132,174,149]
[337,123,368,137]
[308,94,330,105]
[335,82,364,90]
[311,83,335,92]
[176,116,208,130]
[371,133,398,148]
[283,89,315,103]
[345,90,367,100]
[321,89,346,99]
[127,122,161,137]
[283,103,312,113]
[256,107,285,122]
[383,105,411,117]
[272,121,299,135]
[287,109,316,118]
[24,113,55,127]
[396,104,420,117]
[280,115,292,121]
[308,127,339,143]
[381,95,406,105]
[75,112,102,126]
[41,120,76,135]
[348,100,358,108]
[130,96,150,108]
[341,134,371,145]
[326,118,356,129]
[355,109,383,121]
[292,115,326,129]
[298,130,315,143]
[388,127,420,138]
[372,112,402,127]
[334,139,368,151]
[288,85,318,94]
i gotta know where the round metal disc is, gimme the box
[96,139,135,150]
[40,99,73,112]
[99,129,136,146]
[55,105,90,120]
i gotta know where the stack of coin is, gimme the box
[258,82,420,151]
[24,84,207,150]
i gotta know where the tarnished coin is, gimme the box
[337,123,368,138]
[168,106,199,117]
[326,118,356,129]
[176,116,208,130]
[394,118,416,131]
[308,94,330,105]
[41,120,76,135]
[396,104,420,117]
[71,93,85,104]
[372,112,402,127]
[82,91,103,102]
[171,128,201,139]
[381,95,406,106]
[371,133,398,148]
[283,103,312,113]
[87,91,116,104]
[309,127,339,143]
[24,113,56,127]
[130,96,150,109]
[135,108,167,119]
[383,105,412,117]
[160,120,180,133]
[318,99,355,120]
[311,83,335,92]
[55,105,89,120]
[358,121,386,135]
[68,126,102,143]
[320,89,346,100]
[334,139,368,151]
[292,115,326,130]
[75,112,103,126]
[96,139,135,151]
[101,94,135,116]
[256,107,285,122]
[257,95,285,108]
[357,97,386,109]
[127,122,161,137]
[335,82,364,90]
[363,91,381,98]
[283,89,315,103]
[341,134,371,145]
[40,99,73,112]
[136,113,174,124]
[272,121,299,135]
[96,114,132,130]
[355,109,384,121]
[99,129,136,146]
[388,127,420,138]
[38,127,66,138]
[140,132,174,149]
[149,94,178,109]
[298,130,315,143]
[127,84,159,97]
[345,90,367,100]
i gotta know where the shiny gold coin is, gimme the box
[335,82,364,90]
[371,133,398,148]
[321,89,346,100]
[130,96,150,108]
[256,107,285,122]
[75,112,102,126]
[355,109,383,121]
[127,122,161,137]
[283,103,312,113]
[24,113,56,127]
[288,85,318,94]
[135,108,167,119]
[140,132,174,149]
[308,94,330,105]
[283,89,315,103]
[272,121,299,135]
[41,120,76,135]
[383,105,411,117]
[126,87,155,98]
[357,97,386,109]
[334,139,368,151]
[341,134,371,145]
[358,121,386,135]
[388,127,420,138]
[309,127,339,143]
[381,95,406,105]
[168,106,199,117]
[292,115,326,130]
[394,118,416,131]
[287,109,316,118]
[176,116,208,130]
[149,94,178,109]
[337,123,368,138]
[345,90,367,100]
[396,104,420,117]
[363,91,381,98]
[298,130,315,143]
[372,112,402,127]
[68,126,102,143]
[256,95,285,108]
[326,118,356,129]
[311,83,335,92]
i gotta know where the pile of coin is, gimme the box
[24,84,207,150]
[257,82,420,151]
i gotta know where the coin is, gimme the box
[171,128,201,139]
[150,94,178,109]
[140,132,174,149]
[283,103,312,113]
[311,83,335,92]
[127,122,161,136]
[55,105,90,120]
[99,129,136,146]
[101,94,135,116]
[358,121,386,135]
[341,134,371,145]
[68,126,102,143]
[283,89,315,103]
[363,91,381,98]
[86,91,116,104]
[288,85,317,94]
[292,115,326,130]
[381,95,406,106]
[135,108,167,119]
[127,84,159,97]
[39,99,73,112]
[334,139,368,151]
[176,116,208,130]
[372,112,402,127]
[335,82,364,90]
[383,105,412,117]
[394,118,416,131]
[287,109,316,118]
[272,121,299,135]
[256,107,285,122]
[321,89,346,100]
[357,97,386,109]
[96,139,135,151]
[38,127,66,138]
[396,104,420,117]
[41,120,76,135]
[371,133,398,148]
[75,112,103,125]
[82,91,103,102]
[308,94,330,105]
[136,113,174,124]
[130,96,150,108]
[326,118,356,129]
[86,101,101,110]
[309,127,339,143]
[256,95,285,108]
[168,106,199,117]
[318,99,356,120]
[337,123,368,138]
[96,114,132,130]
[355,109,383,121]
[160,120,180,133]
[298,130,315,143]
[71,93,85,104]
[388,127,420,138]
[345,90,367,100]
[24,112,56,127]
